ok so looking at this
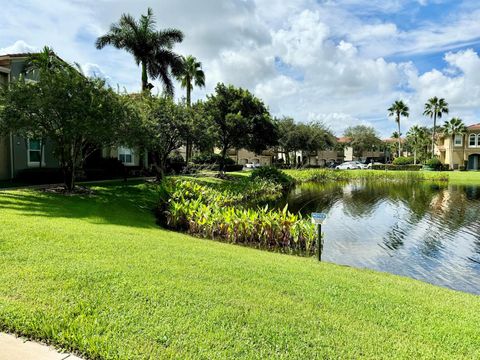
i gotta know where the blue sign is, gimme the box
[311,212,327,224]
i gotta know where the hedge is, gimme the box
[372,164,423,171]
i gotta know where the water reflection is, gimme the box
[282,180,480,294]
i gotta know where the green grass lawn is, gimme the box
[0,181,479,359]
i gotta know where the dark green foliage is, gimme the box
[0,55,131,190]
[425,158,447,171]
[204,83,275,171]
[192,153,235,166]
[392,156,415,165]
[250,166,294,189]
[372,164,423,171]
[16,168,64,184]
[344,125,383,158]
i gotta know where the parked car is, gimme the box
[243,163,262,170]
[351,161,368,169]
[367,162,384,169]
[335,161,361,170]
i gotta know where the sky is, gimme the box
[1,0,480,137]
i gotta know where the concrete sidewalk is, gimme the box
[0,333,83,360]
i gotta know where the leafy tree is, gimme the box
[176,55,206,163]
[423,97,449,158]
[388,100,409,157]
[204,84,274,172]
[0,57,130,191]
[126,94,189,180]
[275,117,297,165]
[442,117,467,170]
[344,125,382,158]
[96,7,184,94]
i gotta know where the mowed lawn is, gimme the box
[0,182,479,359]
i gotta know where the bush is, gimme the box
[192,153,235,166]
[16,168,64,184]
[371,164,423,171]
[424,158,447,171]
[392,156,415,165]
[166,152,186,174]
[157,179,316,255]
[224,164,243,172]
[84,157,126,180]
[251,166,294,189]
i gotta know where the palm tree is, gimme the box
[388,100,409,158]
[176,55,205,163]
[96,8,184,95]
[423,97,449,158]
[406,125,424,165]
[177,55,205,107]
[443,118,467,170]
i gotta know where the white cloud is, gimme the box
[1,0,480,137]
[0,40,38,54]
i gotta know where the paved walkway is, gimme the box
[0,333,83,360]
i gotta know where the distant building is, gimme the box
[435,123,480,170]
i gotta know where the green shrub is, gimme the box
[392,156,415,165]
[371,164,423,171]
[424,158,447,171]
[250,166,294,189]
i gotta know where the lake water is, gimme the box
[283,180,480,294]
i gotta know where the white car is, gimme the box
[351,161,368,169]
[335,161,361,170]
[243,163,261,169]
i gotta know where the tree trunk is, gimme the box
[414,149,417,165]
[141,61,148,92]
[220,147,228,173]
[397,116,401,158]
[186,80,191,107]
[63,166,75,192]
[431,112,437,158]
[450,134,455,170]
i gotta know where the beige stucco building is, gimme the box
[436,123,480,170]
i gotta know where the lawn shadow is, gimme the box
[0,181,160,229]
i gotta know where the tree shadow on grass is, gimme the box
[0,181,161,229]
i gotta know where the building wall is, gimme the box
[229,148,273,166]
[103,146,144,167]
[11,135,59,176]
[438,132,480,169]
[344,147,354,161]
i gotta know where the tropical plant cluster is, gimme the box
[157,178,317,255]
[250,166,295,189]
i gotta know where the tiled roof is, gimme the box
[467,123,480,130]
[336,137,351,143]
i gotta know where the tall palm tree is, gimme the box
[406,125,424,165]
[176,55,205,163]
[423,97,449,158]
[177,55,205,107]
[96,8,184,95]
[388,100,409,158]
[443,117,467,170]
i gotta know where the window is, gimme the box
[454,134,463,146]
[28,139,43,166]
[118,147,134,165]
[470,134,477,148]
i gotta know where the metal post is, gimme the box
[317,224,322,261]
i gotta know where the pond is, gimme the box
[282,180,480,294]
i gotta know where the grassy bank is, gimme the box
[0,181,479,359]
[283,168,480,184]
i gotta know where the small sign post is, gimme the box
[311,213,327,261]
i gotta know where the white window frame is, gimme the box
[118,146,134,165]
[454,134,463,147]
[469,134,478,148]
[27,139,45,167]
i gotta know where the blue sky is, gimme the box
[1,0,480,137]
